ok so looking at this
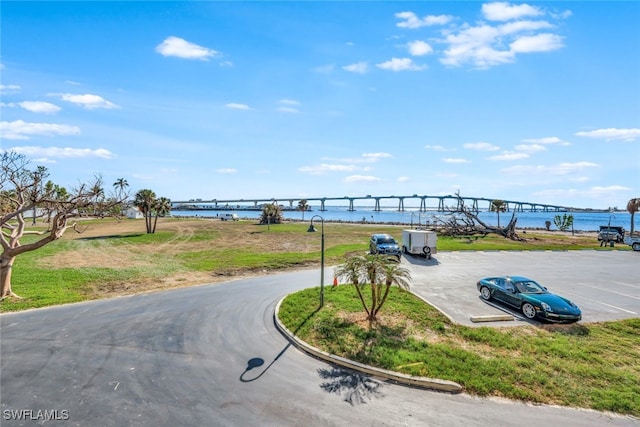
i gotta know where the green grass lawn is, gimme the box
[0,219,620,312]
[279,285,640,416]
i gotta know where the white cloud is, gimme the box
[376,57,426,71]
[441,25,514,68]
[521,136,570,145]
[225,103,251,110]
[155,36,219,61]
[321,152,390,164]
[18,101,61,114]
[0,84,21,94]
[510,33,564,53]
[499,20,554,35]
[515,144,546,153]
[424,144,452,151]
[488,152,529,161]
[590,185,631,192]
[343,175,381,183]
[463,142,500,151]
[216,168,237,174]
[482,2,544,21]
[395,11,453,29]
[397,176,410,182]
[298,163,359,175]
[575,128,640,142]
[502,162,599,176]
[362,152,392,160]
[9,146,114,159]
[443,158,470,164]
[343,62,369,74]
[407,40,433,56]
[570,176,589,183]
[0,120,80,140]
[55,93,119,110]
[277,99,301,113]
[439,4,565,69]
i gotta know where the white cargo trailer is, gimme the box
[401,230,437,259]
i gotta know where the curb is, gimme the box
[273,297,463,394]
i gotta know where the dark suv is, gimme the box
[369,234,401,259]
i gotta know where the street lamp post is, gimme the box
[307,215,325,308]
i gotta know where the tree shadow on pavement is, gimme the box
[318,367,385,405]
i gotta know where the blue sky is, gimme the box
[1,1,638,209]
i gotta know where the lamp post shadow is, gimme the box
[240,307,320,383]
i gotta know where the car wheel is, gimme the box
[521,302,537,319]
[632,242,640,251]
[480,286,491,301]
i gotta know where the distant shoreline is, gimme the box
[171,214,602,235]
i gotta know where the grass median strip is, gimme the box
[279,285,640,417]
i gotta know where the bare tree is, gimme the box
[1,152,128,299]
[436,192,522,240]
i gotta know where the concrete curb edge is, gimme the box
[273,296,463,394]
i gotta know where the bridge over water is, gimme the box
[172,195,593,214]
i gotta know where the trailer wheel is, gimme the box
[402,246,408,254]
[422,246,431,259]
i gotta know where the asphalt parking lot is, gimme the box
[403,250,639,327]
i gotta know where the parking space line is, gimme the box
[613,281,640,289]
[561,290,637,314]
[579,284,640,300]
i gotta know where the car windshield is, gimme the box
[379,237,396,244]
[514,280,546,294]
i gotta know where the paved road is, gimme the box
[1,253,638,426]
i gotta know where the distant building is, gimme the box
[125,207,143,219]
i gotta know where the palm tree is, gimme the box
[297,199,309,221]
[490,199,507,227]
[152,197,172,233]
[134,189,156,233]
[334,254,412,322]
[113,178,128,198]
[627,198,640,235]
[260,202,283,225]
[373,260,412,319]
[334,255,369,317]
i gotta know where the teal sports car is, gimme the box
[476,276,582,323]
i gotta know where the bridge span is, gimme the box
[172,195,588,214]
